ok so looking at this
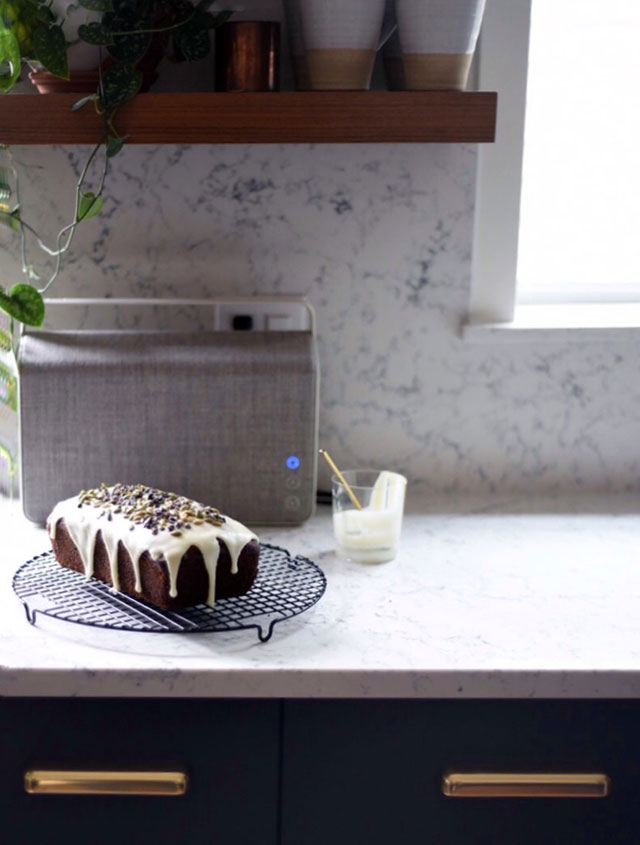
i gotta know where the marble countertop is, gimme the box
[1,493,640,699]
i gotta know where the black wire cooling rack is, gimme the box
[12,543,326,643]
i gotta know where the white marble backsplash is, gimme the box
[3,138,640,496]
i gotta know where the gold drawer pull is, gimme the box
[24,770,188,797]
[442,773,610,799]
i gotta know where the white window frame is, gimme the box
[469,0,531,325]
[466,0,640,338]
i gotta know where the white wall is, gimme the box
[4,132,639,498]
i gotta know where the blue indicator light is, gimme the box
[286,455,301,470]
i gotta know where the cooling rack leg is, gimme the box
[258,621,277,643]
[22,603,38,626]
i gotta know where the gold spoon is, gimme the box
[319,449,363,510]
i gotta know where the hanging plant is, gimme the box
[0,0,232,347]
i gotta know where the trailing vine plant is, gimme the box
[0,0,231,350]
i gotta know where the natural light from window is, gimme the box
[516,0,640,304]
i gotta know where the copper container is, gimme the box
[215,21,280,92]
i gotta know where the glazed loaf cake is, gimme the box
[47,483,260,610]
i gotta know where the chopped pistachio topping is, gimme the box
[77,483,225,533]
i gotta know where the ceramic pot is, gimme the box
[396,0,486,90]
[28,65,160,95]
[29,1,164,93]
[28,68,100,93]
[27,1,100,92]
[298,0,389,91]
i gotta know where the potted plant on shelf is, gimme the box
[0,0,232,339]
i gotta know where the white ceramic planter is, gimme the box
[395,0,486,90]
[298,0,388,90]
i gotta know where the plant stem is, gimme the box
[109,7,198,37]
[9,317,18,361]
[17,218,59,256]
[38,141,107,295]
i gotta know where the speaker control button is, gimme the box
[284,495,300,511]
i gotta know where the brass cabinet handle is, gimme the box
[24,770,188,797]
[442,773,610,799]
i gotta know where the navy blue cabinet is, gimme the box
[281,700,640,845]
[5,697,640,844]
[0,698,279,845]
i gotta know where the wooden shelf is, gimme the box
[0,91,496,145]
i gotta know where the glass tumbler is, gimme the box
[331,469,407,563]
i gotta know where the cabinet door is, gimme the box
[1,697,279,845]
[282,699,640,845]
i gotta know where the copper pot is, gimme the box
[215,21,280,92]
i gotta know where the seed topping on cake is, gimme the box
[76,483,226,534]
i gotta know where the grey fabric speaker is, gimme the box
[19,330,318,526]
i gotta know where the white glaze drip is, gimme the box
[131,552,143,594]
[200,544,221,607]
[62,515,98,579]
[100,529,122,592]
[47,486,258,606]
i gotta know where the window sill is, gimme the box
[462,303,640,343]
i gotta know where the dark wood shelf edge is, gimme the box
[0,91,497,145]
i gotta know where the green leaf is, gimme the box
[0,209,20,232]
[0,28,21,93]
[173,7,217,62]
[0,326,12,353]
[77,191,104,221]
[0,284,45,328]
[171,5,231,63]
[106,135,127,157]
[78,0,114,10]
[78,22,114,46]
[173,23,210,61]
[99,61,142,113]
[103,8,151,63]
[34,6,56,25]
[0,59,13,82]
[32,24,69,79]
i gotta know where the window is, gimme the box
[469,0,640,329]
